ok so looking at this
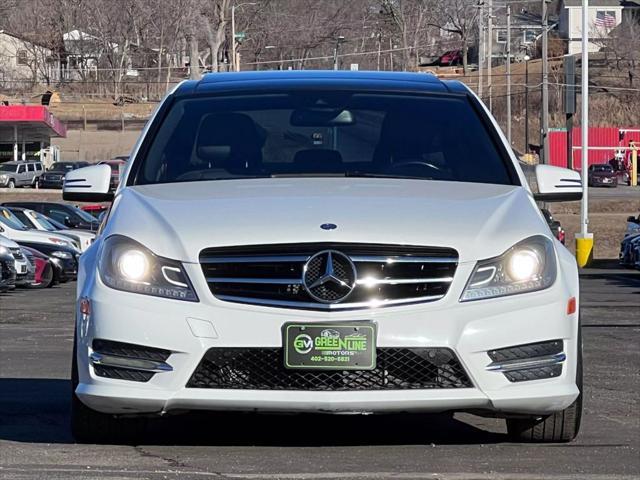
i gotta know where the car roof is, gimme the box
[174,70,469,97]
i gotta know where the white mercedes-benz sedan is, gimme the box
[63,71,583,443]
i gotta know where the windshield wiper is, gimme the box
[344,172,434,180]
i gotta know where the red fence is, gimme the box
[549,127,640,170]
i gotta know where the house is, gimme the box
[558,0,624,54]
[0,30,61,85]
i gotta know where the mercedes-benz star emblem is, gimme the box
[302,250,357,303]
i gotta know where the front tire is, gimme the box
[506,328,583,443]
[7,179,15,189]
[71,333,146,443]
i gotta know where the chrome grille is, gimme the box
[200,243,458,310]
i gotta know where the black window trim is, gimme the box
[128,87,520,187]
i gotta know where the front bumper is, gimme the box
[75,261,580,416]
[39,179,63,189]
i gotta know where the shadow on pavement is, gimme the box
[0,378,506,446]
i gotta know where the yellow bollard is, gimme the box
[575,234,594,268]
[632,149,637,187]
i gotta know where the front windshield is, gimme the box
[136,92,512,186]
[49,163,75,171]
[70,206,98,223]
[33,212,59,231]
[0,208,29,230]
[0,164,16,173]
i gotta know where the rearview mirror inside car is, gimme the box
[534,164,583,202]
[290,109,355,127]
[63,164,114,202]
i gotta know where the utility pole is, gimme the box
[541,0,550,164]
[488,0,493,111]
[231,6,237,72]
[506,5,512,144]
[478,3,484,98]
[576,0,592,268]
[333,36,345,70]
[524,55,530,152]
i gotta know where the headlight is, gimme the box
[460,235,557,301]
[0,174,7,180]
[49,237,71,246]
[98,235,198,302]
[52,251,72,259]
[0,245,9,255]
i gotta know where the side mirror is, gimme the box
[628,216,639,223]
[534,165,583,202]
[63,164,114,202]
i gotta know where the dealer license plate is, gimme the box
[283,322,376,370]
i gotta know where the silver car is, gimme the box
[0,161,44,188]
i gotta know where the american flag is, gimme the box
[595,11,616,28]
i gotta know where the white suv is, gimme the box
[64,71,583,443]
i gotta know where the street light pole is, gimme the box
[506,5,512,144]
[541,0,550,164]
[231,2,256,72]
[524,55,530,153]
[333,36,345,70]
[576,0,592,267]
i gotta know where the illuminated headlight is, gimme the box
[98,235,198,302]
[52,251,72,259]
[460,236,556,301]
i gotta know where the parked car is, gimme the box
[0,234,32,286]
[98,159,126,191]
[540,208,565,245]
[8,207,94,252]
[21,246,54,288]
[38,162,90,189]
[588,164,617,187]
[63,71,584,444]
[0,244,16,291]
[438,50,463,66]
[0,161,44,188]
[619,232,640,267]
[15,240,78,282]
[2,202,100,231]
[0,206,79,249]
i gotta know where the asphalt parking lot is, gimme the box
[0,261,638,480]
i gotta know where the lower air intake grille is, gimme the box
[93,365,154,382]
[187,348,472,390]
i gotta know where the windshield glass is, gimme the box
[70,206,98,223]
[593,165,613,172]
[0,208,29,230]
[136,92,512,186]
[49,163,75,171]
[0,164,16,173]
[33,212,59,231]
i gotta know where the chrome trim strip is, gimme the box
[89,352,173,373]
[486,353,566,373]
[201,255,310,264]
[356,276,454,286]
[215,293,445,310]
[207,277,303,285]
[350,255,458,264]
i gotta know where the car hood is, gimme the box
[1,228,77,248]
[0,234,20,248]
[106,178,549,264]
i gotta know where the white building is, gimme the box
[558,0,624,55]
[0,30,60,84]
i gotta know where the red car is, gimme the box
[21,246,54,288]
[438,50,462,66]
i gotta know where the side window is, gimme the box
[17,164,25,174]
[35,163,43,171]
[46,208,69,224]
[27,164,35,172]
